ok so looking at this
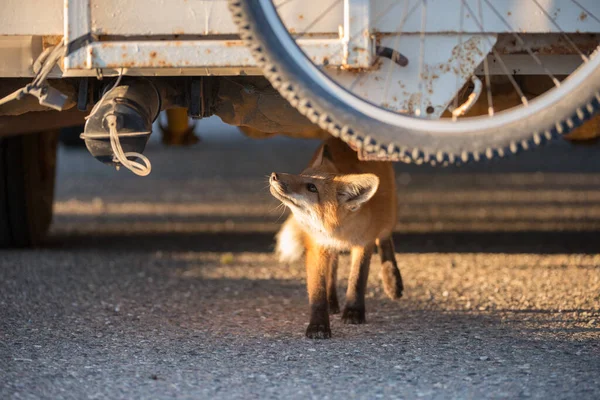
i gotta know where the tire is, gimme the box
[0,131,58,248]
[229,0,600,164]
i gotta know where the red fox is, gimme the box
[269,137,404,339]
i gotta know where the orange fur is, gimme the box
[270,138,404,339]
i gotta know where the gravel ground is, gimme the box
[1,117,599,399]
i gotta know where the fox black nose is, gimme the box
[270,172,288,192]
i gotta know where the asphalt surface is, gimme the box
[1,117,599,399]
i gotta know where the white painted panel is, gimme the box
[0,0,599,37]
[89,0,342,36]
[0,0,63,35]
[373,0,600,33]
[90,0,237,35]
[0,36,42,76]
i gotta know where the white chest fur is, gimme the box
[294,212,350,250]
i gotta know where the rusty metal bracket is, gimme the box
[342,0,373,68]
[77,78,89,111]
[0,39,70,111]
[188,77,218,119]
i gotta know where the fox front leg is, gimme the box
[342,245,373,324]
[327,253,340,314]
[377,237,404,300]
[305,244,334,339]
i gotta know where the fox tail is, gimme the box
[275,216,305,263]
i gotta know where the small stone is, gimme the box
[479,356,489,361]
[220,253,234,265]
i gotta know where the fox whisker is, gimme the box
[268,202,285,214]
[275,204,288,222]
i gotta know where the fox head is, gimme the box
[269,144,379,236]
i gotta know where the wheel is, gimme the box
[0,131,58,247]
[229,0,600,164]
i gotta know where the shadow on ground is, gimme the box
[46,230,600,255]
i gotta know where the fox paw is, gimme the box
[306,324,332,339]
[342,307,366,324]
[381,262,404,300]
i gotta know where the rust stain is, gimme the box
[150,51,158,58]
[103,58,176,69]
[298,14,304,20]
[554,8,561,19]
[580,12,588,21]
[42,35,62,50]
[495,33,598,55]
[205,49,211,54]
[108,61,135,68]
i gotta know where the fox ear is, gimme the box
[337,174,379,211]
[311,144,333,167]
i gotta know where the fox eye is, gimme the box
[306,183,318,193]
